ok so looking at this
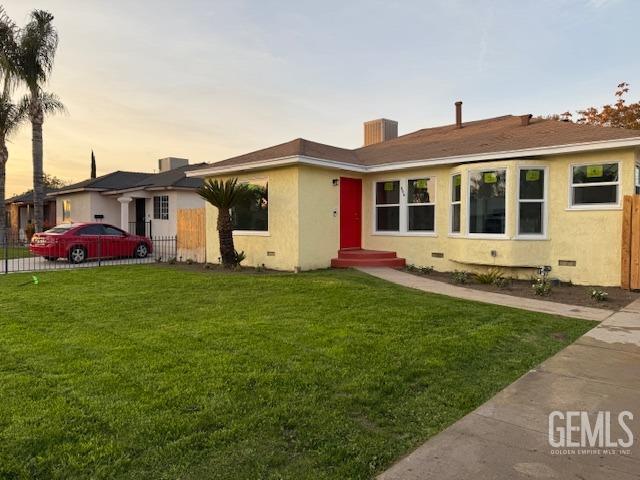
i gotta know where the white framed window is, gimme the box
[635,163,640,194]
[232,178,269,233]
[450,174,461,234]
[407,178,435,232]
[375,180,400,232]
[153,195,169,220]
[373,177,436,234]
[517,167,547,239]
[468,169,507,237]
[569,162,620,209]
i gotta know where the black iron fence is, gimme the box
[128,220,153,237]
[1,231,177,274]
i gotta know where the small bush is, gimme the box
[532,276,552,296]
[475,268,504,285]
[167,257,177,265]
[234,250,246,266]
[406,264,419,272]
[186,258,194,265]
[420,265,434,275]
[494,277,510,289]
[451,270,470,285]
[590,289,608,302]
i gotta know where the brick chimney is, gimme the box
[364,118,398,146]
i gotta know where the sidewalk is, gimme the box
[357,267,613,321]
[362,267,640,479]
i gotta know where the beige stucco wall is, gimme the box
[363,148,637,286]
[205,167,300,270]
[203,148,637,285]
[297,166,348,270]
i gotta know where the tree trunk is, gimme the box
[217,207,236,267]
[0,142,7,243]
[31,100,45,233]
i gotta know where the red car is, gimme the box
[30,223,153,263]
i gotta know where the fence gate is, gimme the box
[177,208,206,263]
[621,195,640,289]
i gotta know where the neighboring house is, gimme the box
[5,188,57,239]
[188,104,640,286]
[48,157,205,237]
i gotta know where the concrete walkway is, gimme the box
[362,268,640,479]
[357,267,614,321]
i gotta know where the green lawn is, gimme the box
[0,266,595,479]
[0,246,29,259]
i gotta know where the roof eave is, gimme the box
[186,155,366,177]
[48,188,107,196]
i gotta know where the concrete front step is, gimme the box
[337,249,398,259]
[331,249,406,268]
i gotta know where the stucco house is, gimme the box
[49,157,205,237]
[5,188,57,239]
[188,104,640,286]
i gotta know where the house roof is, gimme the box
[6,187,58,205]
[49,171,151,195]
[130,163,206,190]
[49,164,206,196]
[189,116,640,175]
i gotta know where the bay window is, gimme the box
[450,174,461,233]
[570,162,619,207]
[469,169,506,235]
[518,168,546,237]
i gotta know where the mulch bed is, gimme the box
[404,268,640,311]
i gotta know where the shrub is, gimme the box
[186,258,194,265]
[234,250,246,266]
[451,270,470,284]
[406,264,419,272]
[420,265,434,275]
[494,277,510,289]
[532,276,552,296]
[475,268,505,285]
[590,289,608,302]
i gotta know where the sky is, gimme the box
[4,0,640,196]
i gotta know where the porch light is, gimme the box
[332,179,339,186]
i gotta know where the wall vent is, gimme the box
[558,260,576,267]
[431,252,444,258]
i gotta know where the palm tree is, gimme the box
[198,178,253,267]
[16,10,64,232]
[0,8,27,241]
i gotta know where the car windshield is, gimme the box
[45,224,76,234]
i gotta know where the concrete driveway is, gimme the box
[378,300,640,479]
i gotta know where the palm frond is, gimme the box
[0,95,27,137]
[198,178,254,209]
[17,9,58,90]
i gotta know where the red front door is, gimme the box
[340,177,362,249]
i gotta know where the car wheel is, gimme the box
[68,246,86,264]
[135,243,148,258]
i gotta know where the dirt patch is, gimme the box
[405,268,640,311]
